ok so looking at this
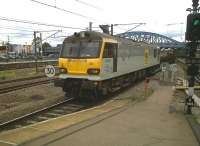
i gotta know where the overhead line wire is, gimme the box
[75,0,102,11]
[0,26,65,37]
[0,26,34,32]
[30,0,128,32]
[0,16,85,30]
[0,25,64,32]
[0,32,32,35]
[114,23,146,26]
[30,0,98,21]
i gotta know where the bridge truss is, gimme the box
[117,31,185,48]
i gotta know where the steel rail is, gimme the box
[0,97,74,129]
[0,75,45,84]
[0,78,54,94]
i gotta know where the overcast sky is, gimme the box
[0,0,192,45]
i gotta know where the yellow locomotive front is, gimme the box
[57,31,106,98]
[59,32,103,76]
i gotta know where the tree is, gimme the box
[42,42,51,49]
[42,42,52,56]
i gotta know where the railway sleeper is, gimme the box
[26,120,37,124]
[37,116,50,120]
[45,112,63,116]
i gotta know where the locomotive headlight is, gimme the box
[59,68,67,73]
[87,68,100,75]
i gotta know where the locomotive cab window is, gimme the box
[103,42,118,72]
[61,40,101,58]
[103,43,117,58]
[154,48,157,58]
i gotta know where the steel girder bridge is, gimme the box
[117,31,185,48]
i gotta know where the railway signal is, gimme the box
[186,13,200,41]
[193,0,199,9]
[184,0,200,114]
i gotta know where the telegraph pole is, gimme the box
[40,32,42,57]
[34,31,38,72]
[6,35,9,62]
[89,22,92,31]
[111,24,113,36]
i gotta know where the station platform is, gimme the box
[20,84,198,146]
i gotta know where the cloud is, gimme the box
[0,0,192,44]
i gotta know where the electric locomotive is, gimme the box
[57,31,160,98]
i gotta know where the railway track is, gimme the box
[0,76,55,94]
[0,75,45,84]
[0,60,57,71]
[0,97,92,132]
[0,72,159,133]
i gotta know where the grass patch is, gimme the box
[0,71,16,79]
[0,68,44,80]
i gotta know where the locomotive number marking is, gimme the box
[144,48,149,65]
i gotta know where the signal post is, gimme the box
[185,0,200,114]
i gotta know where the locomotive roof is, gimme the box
[63,31,115,41]
[64,31,154,46]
